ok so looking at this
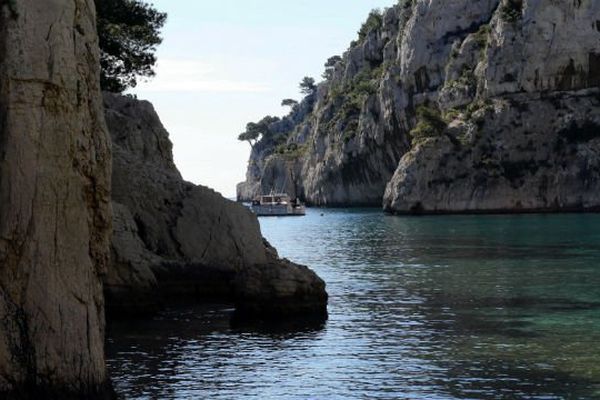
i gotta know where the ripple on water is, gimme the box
[108,210,600,399]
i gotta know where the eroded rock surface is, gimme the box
[0,0,113,398]
[238,0,600,213]
[384,0,600,214]
[104,93,327,318]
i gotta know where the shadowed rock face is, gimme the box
[0,1,113,399]
[104,93,327,319]
[238,0,600,213]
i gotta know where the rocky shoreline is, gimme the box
[0,1,327,398]
[238,0,600,214]
[104,93,328,320]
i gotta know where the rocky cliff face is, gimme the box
[0,0,113,398]
[239,0,600,213]
[104,93,327,318]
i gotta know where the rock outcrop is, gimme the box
[238,0,600,213]
[0,0,113,398]
[104,93,327,318]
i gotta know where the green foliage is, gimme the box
[397,0,414,7]
[299,76,317,95]
[96,0,167,92]
[443,108,462,122]
[281,98,299,109]
[274,143,307,159]
[464,99,494,121]
[237,115,281,147]
[325,56,343,68]
[450,46,460,59]
[500,0,523,23]
[351,67,379,95]
[370,62,390,80]
[342,120,360,144]
[357,9,383,44]
[322,64,383,142]
[473,24,491,47]
[446,67,477,90]
[237,130,259,146]
[323,55,342,80]
[409,106,447,141]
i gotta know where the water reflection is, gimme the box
[108,210,600,399]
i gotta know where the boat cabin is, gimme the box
[250,193,305,216]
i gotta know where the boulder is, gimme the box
[104,93,327,319]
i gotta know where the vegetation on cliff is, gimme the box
[236,6,387,154]
[238,0,600,211]
[96,0,167,92]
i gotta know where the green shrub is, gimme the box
[274,143,307,159]
[409,106,447,140]
[342,120,360,143]
[464,99,493,120]
[356,9,383,44]
[473,24,491,47]
[446,67,477,90]
[443,108,462,122]
[323,63,381,134]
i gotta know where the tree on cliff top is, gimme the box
[238,116,280,148]
[357,9,383,42]
[281,98,299,113]
[95,0,167,92]
[322,55,342,80]
[299,77,317,96]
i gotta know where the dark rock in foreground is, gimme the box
[103,93,327,319]
[0,0,114,398]
[233,241,328,318]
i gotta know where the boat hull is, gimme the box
[251,204,306,217]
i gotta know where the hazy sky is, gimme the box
[132,0,396,198]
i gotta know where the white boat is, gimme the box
[250,193,306,216]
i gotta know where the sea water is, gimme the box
[107,209,600,399]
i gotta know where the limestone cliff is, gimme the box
[0,0,113,398]
[238,0,600,213]
[104,93,327,318]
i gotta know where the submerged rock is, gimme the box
[104,93,327,318]
[238,0,600,213]
[0,0,114,398]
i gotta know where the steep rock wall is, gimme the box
[237,5,412,206]
[0,0,113,398]
[104,93,327,318]
[384,0,600,213]
[239,0,600,213]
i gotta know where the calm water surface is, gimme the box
[107,209,600,399]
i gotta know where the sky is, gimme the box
[132,0,397,198]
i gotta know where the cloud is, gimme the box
[136,59,270,93]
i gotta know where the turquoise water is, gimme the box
[107,209,600,399]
